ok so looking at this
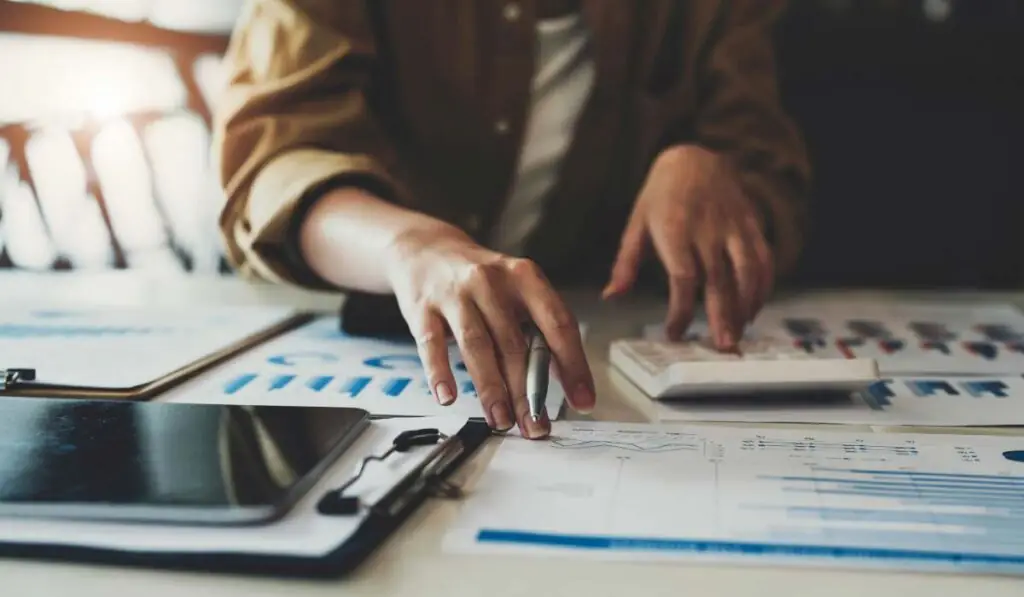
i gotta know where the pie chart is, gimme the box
[1002,450,1024,463]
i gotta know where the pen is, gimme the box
[0,368,35,391]
[526,326,550,422]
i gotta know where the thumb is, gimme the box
[603,214,647,299]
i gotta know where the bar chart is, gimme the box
[451,422,1024,575]
[748,467,1024,562]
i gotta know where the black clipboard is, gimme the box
[0,419,491,579]
[0,312,316,401]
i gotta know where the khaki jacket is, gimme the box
[215,0,811,289]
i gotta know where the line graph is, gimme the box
[550,432,699,453]
[453,420,1024,576]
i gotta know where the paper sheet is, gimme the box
[630,373,1024,427]
[162,316,571,419]
[0,306,296,388]
[445,421,1024,575]
[635,300,1024,426]
[644,300,1024,376]
[0,416,468,557]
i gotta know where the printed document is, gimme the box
[644,299,1024,376]
[162,316,571,419]
[0,306,296,388]
[445,421,1024,575]
[636,299,1024,426]
[631,373,1024,427]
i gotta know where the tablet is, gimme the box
[0,398,369,526]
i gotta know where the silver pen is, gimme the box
[526,326,550,422]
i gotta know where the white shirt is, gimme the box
[488,13,596,256]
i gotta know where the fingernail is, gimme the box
[721,330,736,350]
[435,382,455,406]
[572,383,595,414]
[489,403,514,431]
[520,411,550,440]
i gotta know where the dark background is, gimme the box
[777,0,1024,289]
[0,0,1021,289]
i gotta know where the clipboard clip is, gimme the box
[0,368,36,391]
[317,428,466,517]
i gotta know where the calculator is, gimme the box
[609,337,879,399]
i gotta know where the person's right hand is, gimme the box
[385,225,595,438]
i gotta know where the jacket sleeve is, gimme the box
[692,0,811,276]
[213,0,414,289]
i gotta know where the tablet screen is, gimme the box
[0,398,369,525]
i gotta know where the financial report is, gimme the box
[645,300,1024,376]
[0,306,296,388]
[445,421,1024,575]
[162,316,570,419]
[638,299,1024,426]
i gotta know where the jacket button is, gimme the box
[466,215,482,232]
[502,3,521,22]
[494,119,510,135]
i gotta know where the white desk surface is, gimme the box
[2,271,1022,597]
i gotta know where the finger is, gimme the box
[509,259,595,416]
[602,212,647,299]
[472,285,544,438]
[745,217,774,318]
[725,231,761,327]
[442,300,513,431]
[697,242,738,351]
[648,227,699,342]
[409,309,457,406]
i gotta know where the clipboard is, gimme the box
[0,417,492,579]
[0,311,316,401]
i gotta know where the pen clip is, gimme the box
[0,368,36,391]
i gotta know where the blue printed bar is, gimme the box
[223,373,256,395]
[769,475,1024,488]
[267,374,295,390]
[821,469,1024,483]
[381,378,411,397]
[783,488,1024,508]
[305,375,333,392]
[338,376,371,398]
[474,530,1024,571]
[0,324,166,337]
[782,507,1024,528]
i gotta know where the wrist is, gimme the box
[383,218,471,281]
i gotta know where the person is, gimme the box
[213,0,811,438]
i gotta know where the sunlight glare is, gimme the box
[25,129,113,268]
[0,34,185,125]
[92,119,169,256]
[0,177,58,270]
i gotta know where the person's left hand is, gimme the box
[602,145,773,350]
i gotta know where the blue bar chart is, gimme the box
[451,422,1024,576]
[166,315,569,418]
[751,467,1024,560]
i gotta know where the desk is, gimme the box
[1,271,1021,597]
